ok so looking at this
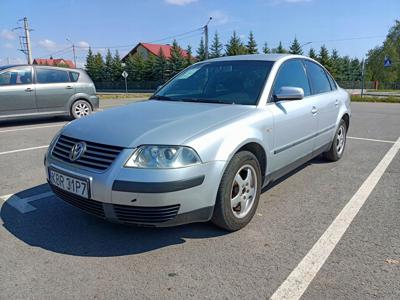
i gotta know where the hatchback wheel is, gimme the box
[212,151,262,231]
[71,100,92,119]
[324,119,347,161]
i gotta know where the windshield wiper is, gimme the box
[150,95,175,101]
[180,98,227,104]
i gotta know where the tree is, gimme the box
[86,51,105,82]
[153,48,168,81]
[246,31,258,54]
[103,49,114,82]
[289,37,303,55]
[111,50,123,81]
[318,45,331,70]
[275,41,287,54]
[185,45,195,67]
[330,49,341,79]
[197,37,206,61]
[225,31,247,56]
[210,32,223,58]
[262,42,270,54]
[169,39,186,76]
[308,47,317,59]
[85,47,97,80]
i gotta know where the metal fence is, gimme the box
[94,80,400,93]
[94,80,163,93]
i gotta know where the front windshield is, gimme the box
[152,60,273,105]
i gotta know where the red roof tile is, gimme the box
[33,58,75,68]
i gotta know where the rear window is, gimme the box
[69,71,80,82]
[36,68,70,83]
[304,60,332,94]
[0,66,32,85]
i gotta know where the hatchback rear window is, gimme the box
[69,71,80,82]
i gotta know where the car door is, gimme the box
[303,60,339,149]
[34,67,75,112]
[267,59,319,173]
[0,66,36,117]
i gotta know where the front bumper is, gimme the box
[45,149,225,226]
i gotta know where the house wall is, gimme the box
[137,45,149,59]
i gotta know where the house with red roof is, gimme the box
[121,43,189,61]
[33,58,75,68]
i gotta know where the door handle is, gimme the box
[335,99,339,106]
[311,106,318,114]
[65,85,73,89]
[25,87,34,92]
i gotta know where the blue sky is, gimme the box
[0,0,399,66]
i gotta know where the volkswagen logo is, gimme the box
[69,142,86,161]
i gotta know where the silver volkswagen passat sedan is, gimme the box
[45,54,350,231]
[0,65,98,120]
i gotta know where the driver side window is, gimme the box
[273,60,311,97]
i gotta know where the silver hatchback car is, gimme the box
[45,54,350,231]
[0,65,99,120]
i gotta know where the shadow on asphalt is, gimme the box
[0,116,68,128]
[0,184,227,257]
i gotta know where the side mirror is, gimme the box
[274,86,304,101]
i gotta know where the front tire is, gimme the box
[212,151,262,231]
[324,119,347,161]
[71,100,92,119]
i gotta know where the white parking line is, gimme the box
[270,136,400,300]
[0,191,53,213]
[0,124,64,134]
[0,145,48,156]
[348,136,396,144]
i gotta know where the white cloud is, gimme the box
[77,40,90,49]
[0,29,16,40]
[2,43,14,49]
[38,39,58,51]
[210,10,229,25]
[165,0,197,6]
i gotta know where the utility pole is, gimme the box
[23,17,32,64]
[66,38,77,67]
[203,17,212,60]
[360,58,366,98]
[13,17,33,64]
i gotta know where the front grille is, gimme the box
[52,135,123,171]
[114,203,180,224]
[51,185,180,224]
[51,185,105,218]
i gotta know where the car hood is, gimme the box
[62,100,255,148]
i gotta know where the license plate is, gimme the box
[49,168,89,198]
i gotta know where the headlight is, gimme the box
[124,145,202,168]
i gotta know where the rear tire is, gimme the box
[324,119,347,161]
[71,100,92,119]
[212,151,262,231]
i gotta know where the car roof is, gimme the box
[205,53,293,63]
[0,64,82,72]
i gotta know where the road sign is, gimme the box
[384,56,392,67]
[122,70,128,78]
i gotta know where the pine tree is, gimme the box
[210,32,223,58]
[111,50,123,81]
[246,31,258,54]
[128,53,145,81]
[154,48,168,81]
[318,45,330,69]
[197,37,206,61]
[89,52,105,82]
[104,49,113,82]
[330,49,340,79]
[308,47,317,59]
[262,42,270,54]
[275,41,287,54]
[85,47,96,80]
[169,39,186,76]
[289,37,303,55]
[225,31,247,56]
[185,45,194,67]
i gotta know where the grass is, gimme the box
[366,89,400,93]
[351,95,400,103]
[97,92,152,100]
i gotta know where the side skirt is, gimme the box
[263,142,331,187]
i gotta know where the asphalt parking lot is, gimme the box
[0,100,399,299]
